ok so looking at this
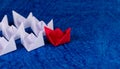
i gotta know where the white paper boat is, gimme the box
[31,17,54,36]
[0,15,45,52]
[12,10,54,36]
[12,10,33,28]
[0,37,16,56]
[19,24,45,51]
[0,15,18,40]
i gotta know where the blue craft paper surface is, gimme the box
[0,0,119,69]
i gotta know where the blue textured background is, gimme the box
[0,0,119,69]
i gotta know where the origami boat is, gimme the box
[12,11,33,28]
[31,18,53,36]
[0,15,18,40]
[45,27,71,46]
[12,10,54,36]
[0,10,71,56]
[0,15,45,52]
[0,37,16,56]
[18,23,45,51]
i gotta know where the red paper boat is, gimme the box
[45,27,71,46]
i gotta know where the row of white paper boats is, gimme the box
[0,11,54,56]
